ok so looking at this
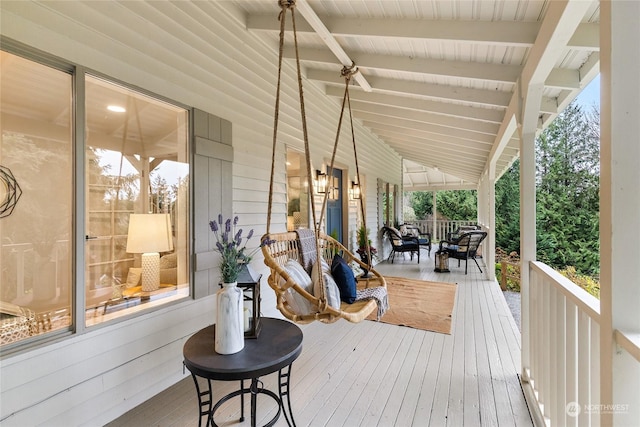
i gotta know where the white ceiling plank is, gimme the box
[349,103,501,135]
[363,121,493,149]
[327,87,504,123]
[355,112,495,143]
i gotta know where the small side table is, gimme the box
[183,318,303,427]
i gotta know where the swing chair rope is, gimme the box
[264,1,386,324]
[268,0,328,307]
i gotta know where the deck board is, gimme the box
[106,253,533,427]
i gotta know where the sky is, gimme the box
[574,74,601,111]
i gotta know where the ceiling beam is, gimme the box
[290,48,521,84]
[251,12,598,52]
[293,0,372,92]
[248,14,540,46]
[307,69,512,108]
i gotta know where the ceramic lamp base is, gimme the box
[141,252,160,291]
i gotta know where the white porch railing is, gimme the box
[526,261,601,427]
[403,219,478,241]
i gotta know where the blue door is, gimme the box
[326,168,343,243]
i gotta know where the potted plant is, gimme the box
[356,224,377,277]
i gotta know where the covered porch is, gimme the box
[108,256,532,427]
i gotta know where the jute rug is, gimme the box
[365,276,457,334]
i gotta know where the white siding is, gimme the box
[0,2,402,425]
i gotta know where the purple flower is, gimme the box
[210,214,260,282]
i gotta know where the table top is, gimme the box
[183,317,303,381]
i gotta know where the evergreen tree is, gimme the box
[436,190,477,221]
[535,103,600,276]
[495,160,520,254]
[408,191,433,219]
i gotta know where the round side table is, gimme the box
[183,317,303,427]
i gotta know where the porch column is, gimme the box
[486,165,496,282]
[600,1,640,425]
[432,191,437,241]
[517,81,544,388]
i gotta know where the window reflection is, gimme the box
[84,76,190,325]
[286,149,310,231]
[1,51,73,344]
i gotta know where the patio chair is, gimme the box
[446,224,481,243]
[443,231,487,274]
[382,226,420,263]
[400,224,432,256]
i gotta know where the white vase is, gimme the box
[215,281,245,354]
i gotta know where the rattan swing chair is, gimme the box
[261,0,386,325]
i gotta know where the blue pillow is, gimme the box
[331,254,357,303]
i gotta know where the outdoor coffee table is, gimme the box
[183,317,303,427]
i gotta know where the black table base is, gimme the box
[183,318,303,427]
[190,366,296,427]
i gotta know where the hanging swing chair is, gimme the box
[261,0,387,324]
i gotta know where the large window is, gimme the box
[1,51,73,344]
[1,49,191,347]
[84,75,189,325]
[285,149,310,231]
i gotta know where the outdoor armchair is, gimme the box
[382,226,420,263]
[400,223,432,256]
[443,230,487,274]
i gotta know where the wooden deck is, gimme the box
[107,252,532,427]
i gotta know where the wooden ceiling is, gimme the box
[231,0,600,190]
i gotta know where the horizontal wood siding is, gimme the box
[0,2,401,425]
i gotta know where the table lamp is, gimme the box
[126,213,174,292]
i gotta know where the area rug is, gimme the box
[365,276,457,334]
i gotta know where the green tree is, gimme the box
[436,190,477,221]
[408,191,433,219]
[495,159,520,254]
[536,103,600,276]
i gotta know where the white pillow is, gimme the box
[311,260,341,310]
[281,260,315,315]
[126,268,142,288]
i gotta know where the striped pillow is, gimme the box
[282,260,315,315]
[312,259,341,310]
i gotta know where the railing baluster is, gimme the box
[566,301,578,427]
[542,278,551,419]
[590,320,600,427]
[577,311,591,426]
[554,290,567,425]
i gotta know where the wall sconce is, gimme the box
[316,170,327,194]
[350,181,361,200]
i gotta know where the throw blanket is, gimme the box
[356,287,389,320]
[295,228,317,274]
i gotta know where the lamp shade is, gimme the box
[126,214,174,254]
